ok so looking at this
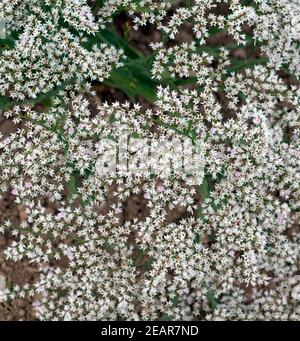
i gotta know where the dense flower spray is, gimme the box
[0,0,299,320]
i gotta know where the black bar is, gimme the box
[0,321,298,339]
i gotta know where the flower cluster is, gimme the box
[0,0,299,321]
[0,0,124,100]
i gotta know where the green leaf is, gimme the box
[67,172,78,201]
[206,287,218,310]
[105,64,157,102]
[226,57,268,74]
[91,28,143,60]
